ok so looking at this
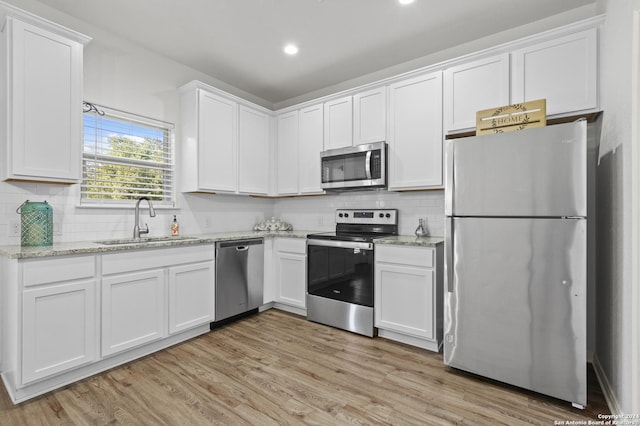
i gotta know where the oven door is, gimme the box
[307,239,374,307]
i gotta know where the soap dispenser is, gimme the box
[171,215,180,236]
[415,218,428,238]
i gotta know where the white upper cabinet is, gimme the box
[443,53,510,133]
[179,81,271,195]
[511,28,598,116]
[276,110,299,195]
[1,14,90,183]
[238,105,269,195]
[323,90,386,151]
[323,96,353,150]
[297,104,324,194]
[388,71,443,190]
[197,90,238,192]
[353,87,386,145]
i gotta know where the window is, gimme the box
[81,103,175,207]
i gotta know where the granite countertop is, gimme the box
[0,230,444,259]
[0,230,313,260]
[373,235,444,247]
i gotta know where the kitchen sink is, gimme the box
[95,236,201,245]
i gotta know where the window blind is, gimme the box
[81,104,175,207]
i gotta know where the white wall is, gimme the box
[594,0,639,414]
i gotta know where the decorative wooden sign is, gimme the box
[476,99,547,135]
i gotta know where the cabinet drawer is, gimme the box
[102,245,215,275]
[375,245,434,268]
[22,255,95,287]
[275,238,306,254]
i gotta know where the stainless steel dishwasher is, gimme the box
[215,238,264,322]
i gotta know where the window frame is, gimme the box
[79,103,177,209]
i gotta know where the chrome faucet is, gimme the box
[133,196,156,238]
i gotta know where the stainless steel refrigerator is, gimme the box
[444,120,587,408]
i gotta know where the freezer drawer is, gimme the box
[445,121,587,217]
[444,217,586,406]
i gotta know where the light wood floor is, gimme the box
[0,309,609,425]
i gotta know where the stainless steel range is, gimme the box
[306,209,398,337]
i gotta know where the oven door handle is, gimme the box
[307,239,373,250]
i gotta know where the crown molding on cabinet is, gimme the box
[0,0,91,45]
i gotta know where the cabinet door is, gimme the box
[276,111,299,195]
[238,105,269,194]
[5,17,84,182]
[443,53,510,132]
[275,251,306,309]
[388,71,443,190]
[298,104,324,194]
[102,269,166,357]
[353,87,386,145]
[168,261,214,334]
[323,96,353,150]
[198,90,238,192]
[22,280,96,383]
[375,263,434,340]
[512,29,597,116]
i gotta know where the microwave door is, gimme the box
[343,152,367,181]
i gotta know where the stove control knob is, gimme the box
[379,213,384,218]
[386,213,391,218]
[344,213,349,217]
[338,213,343,218]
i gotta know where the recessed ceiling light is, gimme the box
[399,0,415,4]
[284,44,299,55]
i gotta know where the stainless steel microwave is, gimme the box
[320,142,387,191]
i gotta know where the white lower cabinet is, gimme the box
[0,245,215,404]
[101,269,166,357]
[22,279,96,384]
[101,246,215,356]
[375,244,443,351]
[168,262,215,334]
[19,255,97,384]
[273,238,306,311]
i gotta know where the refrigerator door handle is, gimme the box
[444,141,454,215]
[445,216,454,293]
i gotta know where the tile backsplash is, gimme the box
[0,180,444,246]
[273,190,444,237]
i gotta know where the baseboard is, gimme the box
[271,302,306,317]
[592,353,623,415]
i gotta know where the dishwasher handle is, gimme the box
[216,238,263,249]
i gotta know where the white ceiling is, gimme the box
[41,0,595,107]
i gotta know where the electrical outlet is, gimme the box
[203,216,211,228]
[9,220,19,237]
